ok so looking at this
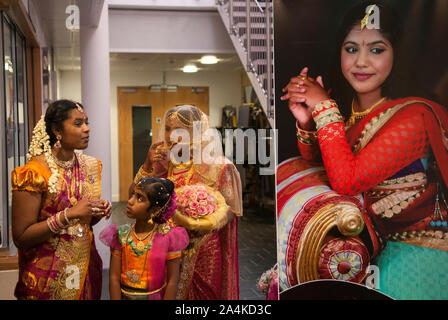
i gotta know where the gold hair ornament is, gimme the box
[361,5,376,30]
[73,101,84,114]
[147,193,172,224]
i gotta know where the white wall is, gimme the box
[109,10,234,54]
[59,68,242,202]
[58,70,82,101]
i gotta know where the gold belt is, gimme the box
[120,282,167,296]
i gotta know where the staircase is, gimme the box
[216,0,274,128]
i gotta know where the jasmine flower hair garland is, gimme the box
[27,115,60,193]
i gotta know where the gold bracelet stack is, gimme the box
[296,121,318,145]
[312,100,344,131]
[134,165,155,184]
[47,208,72,234]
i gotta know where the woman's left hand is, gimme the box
[102,200,112,219]
[90,200,112,219]
[281,69,330,111]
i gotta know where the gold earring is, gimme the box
[54,135,62,149]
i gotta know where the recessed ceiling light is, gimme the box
[183,65,198,73]
[200,55,218,64]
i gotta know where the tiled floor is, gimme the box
[237,205,277,300]
[101,202,277,300]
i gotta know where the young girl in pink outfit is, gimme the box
[100,177,189,300]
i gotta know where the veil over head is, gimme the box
[151,104,242,217]
[155,104,227,166]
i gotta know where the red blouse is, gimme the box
[297,105,429,196]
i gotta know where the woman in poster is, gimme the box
[281,2,448,299]
[133,104,242,299]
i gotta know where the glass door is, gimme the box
[16,30,28,167]
[1,16,17,248]
[0,14,28,249]
[0,13,5,247]
[132,106,152,177]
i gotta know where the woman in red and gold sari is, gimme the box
[12,100,111,299]
[281,2,448,299]
[133,105,242,300]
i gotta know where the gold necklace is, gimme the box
[168,162,195,186]
[132,224,155,251]
[347,97,387,127]
[52,151,75,169]
[171,159,193,170]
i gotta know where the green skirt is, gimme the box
[374,241,448,300]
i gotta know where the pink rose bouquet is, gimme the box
[175,185,219,218]
[257,264,278,297]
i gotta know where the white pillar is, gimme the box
[80,1,111,269]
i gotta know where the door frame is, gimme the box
[117,86,209,201]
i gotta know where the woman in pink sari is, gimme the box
[11,100,111,300]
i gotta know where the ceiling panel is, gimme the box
[32,0,242,73]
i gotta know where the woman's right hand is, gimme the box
[281,67,322,131]
[143,141,166,170]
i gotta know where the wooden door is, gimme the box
[117,86,209,201]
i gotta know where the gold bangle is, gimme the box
[63,208,72,225]
[314,110,344,131]
[140,166,153,176]
[312,99,338,117]
[295,121,318,145]
[134,165,154,184]
[46,217,58,233]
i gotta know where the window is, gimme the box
[0,13,28,250]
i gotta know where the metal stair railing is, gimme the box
[216,0,274,128]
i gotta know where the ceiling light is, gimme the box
[183,65,198,73]
[200,55,218,64]
[149,84,178,92]
[149,85,162,92]
[166,85,178,92]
